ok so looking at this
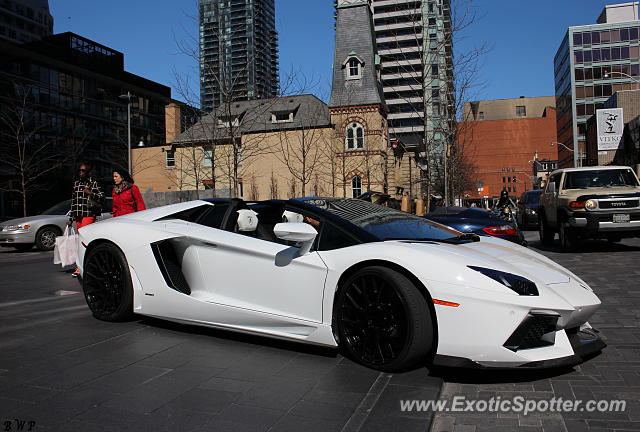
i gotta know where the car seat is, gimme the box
[235,209,258,235]
[282,210,304,223]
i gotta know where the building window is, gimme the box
[432,102,441,116]
[352,175,362,198]
[478,111,484,120]
[271,111,294,123]
[345,57,362,80]
[431,63,439,76]
[516,105,526,117]
[346,122,364,149]
[165,150,175,168]
[203,149,212,167]
[217,116,239,127]
[431,88,440,99]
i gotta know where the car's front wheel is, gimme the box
[82,242,134,322]
[335,266,433,372]
[35,226,60,251]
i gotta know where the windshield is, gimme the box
[304,198,462,241]
[525,192,541,204]
[564,169,639,189]
[42,200,71,215]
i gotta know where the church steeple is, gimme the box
[329,0,385,109]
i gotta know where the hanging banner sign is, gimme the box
[596,108,623,150]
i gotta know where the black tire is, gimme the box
[335,266,433,372]
[82,242,134,322]
[14,244,33,252]
[538,214,554,246]
[558,220,577,251]
[35,226,60,251]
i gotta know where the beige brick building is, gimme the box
[132,0,416,203]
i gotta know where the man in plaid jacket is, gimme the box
[67,162,104,275]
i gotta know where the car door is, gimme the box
[192,209,328,323]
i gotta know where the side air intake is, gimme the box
[151,240,191,295]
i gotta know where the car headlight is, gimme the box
[468,266,539,296]
[4,224,31,231]
[585,199,597,210]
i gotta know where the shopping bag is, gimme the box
[53,226,78,267]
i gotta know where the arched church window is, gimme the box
[352,175,362,198]
[345,122,364,150]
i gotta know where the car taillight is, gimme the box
[569,201,585,209]
[482,225,517,235]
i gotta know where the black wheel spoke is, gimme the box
[84,246,128,317]
[339,272,409,367]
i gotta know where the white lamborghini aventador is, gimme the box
[77,197,605,371]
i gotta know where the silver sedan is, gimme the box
[0,199,112,251]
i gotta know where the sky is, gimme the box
[50,0,621,104]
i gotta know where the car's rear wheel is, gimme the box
[35,226,60,251]
[82,243,134,322]
[539,215,554,246]
[335,266,433,372]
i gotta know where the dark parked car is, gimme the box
[516,189,543,230]
[423,206,526,245]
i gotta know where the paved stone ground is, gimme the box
[430,233,640,432]
[0,249,440,432]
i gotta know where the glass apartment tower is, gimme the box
[199,0,279,110]
[554,2,640,167]
[372,0,453,151]
[0,0,53,44]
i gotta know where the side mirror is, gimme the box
[547,182,556,194]
[274,222,318,256]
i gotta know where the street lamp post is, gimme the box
[549,140,578,167]
[603,71,640,87]
[118,91,134,174]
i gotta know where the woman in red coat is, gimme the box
[112,168,146,217]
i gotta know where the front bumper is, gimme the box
[566,210,640,238]
[433,327,605,369]
[522,212,539,227]
[430,276,602,369]
[0,230,36,246]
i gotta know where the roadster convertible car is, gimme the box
[77,197,605,371]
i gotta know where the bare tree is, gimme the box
[272,99,332,196]
[269,170,279,199]
[0,80,66,216]
[376,0,486,207]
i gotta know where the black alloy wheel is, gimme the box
[35,226,60,251]
[335,266,433,372]
[82,243,134,321]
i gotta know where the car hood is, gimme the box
[395,238,570,285]
[0,215,64,225]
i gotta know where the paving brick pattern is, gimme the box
[430,235,640,432]
[0,250,440,432]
